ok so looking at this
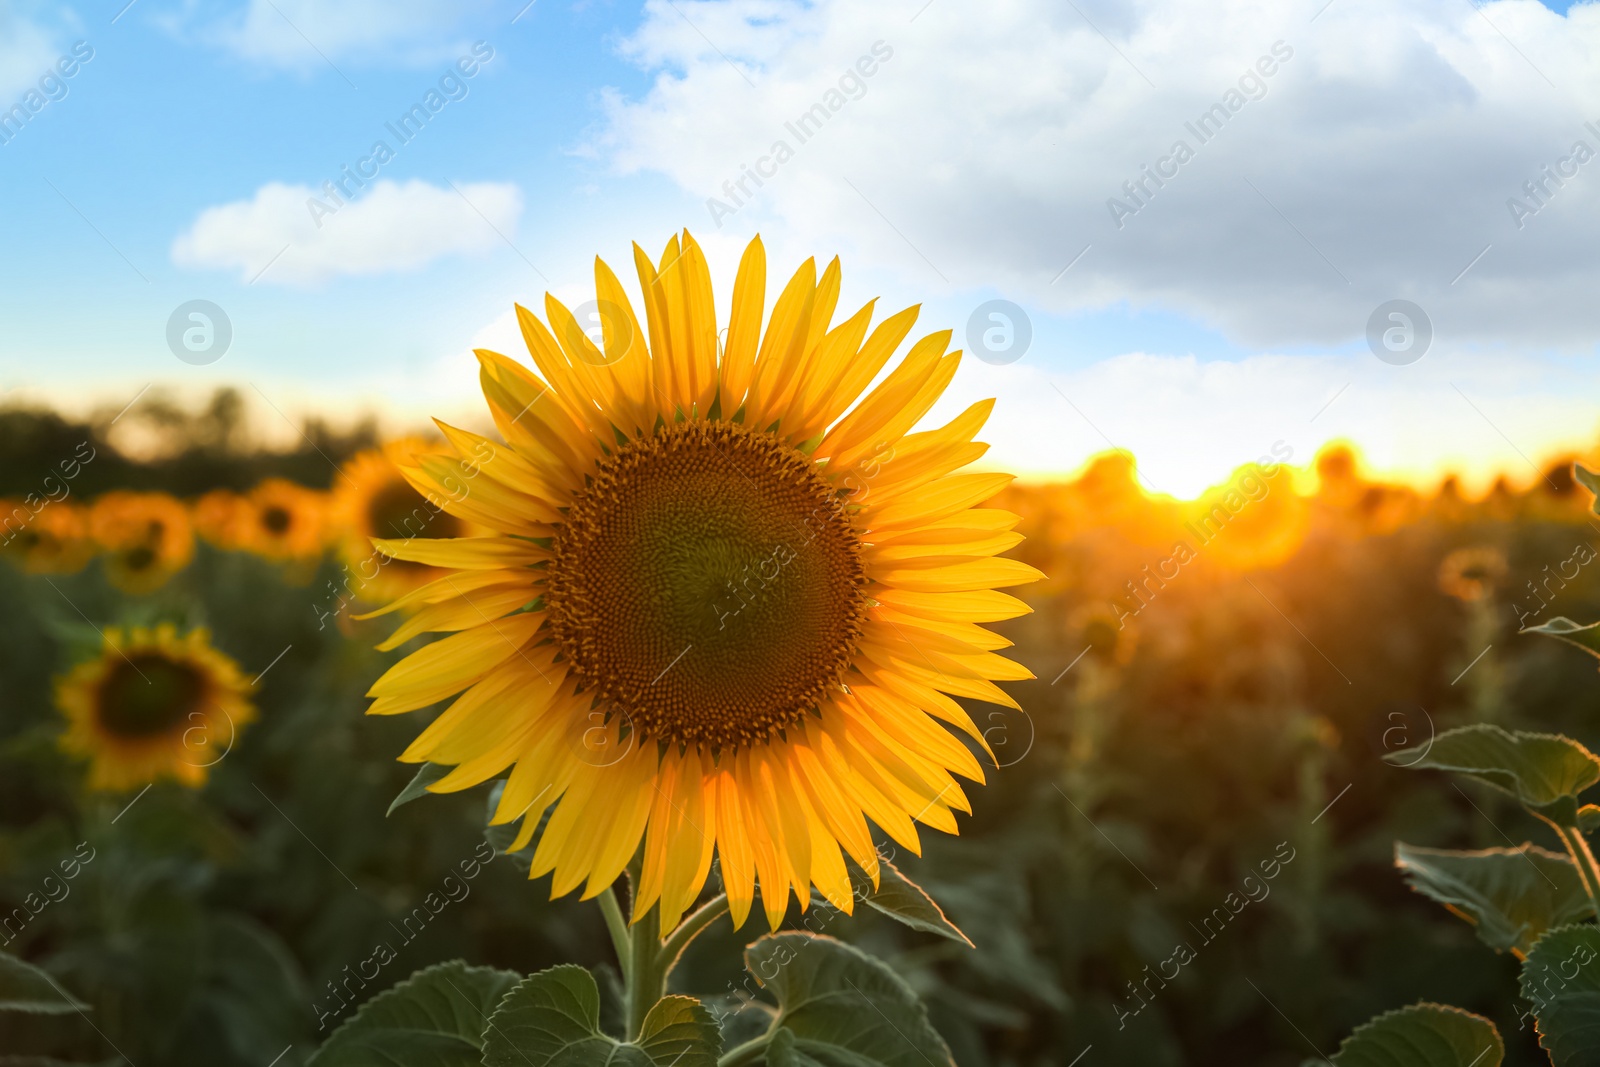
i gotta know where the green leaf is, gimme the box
[1520,924,1600,1066]
[1319,1002,1502,1067]
[1395,842,1596,957]
[1523,616,1600,664]
[480,965,720,1066]
[0,953,87,1014]
[388,762,450,816]
[1575,463,1600,508]
[744,932,954,1067]
[1581,805,1600,834]
[1382,724,1600,814]
[846,859,973,947]
[637,996,722,1067]
[307,959,519,1067]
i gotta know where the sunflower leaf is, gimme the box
[1523,616,1600,663]
[1520,924,1600,1066]
[1382,724,1600,819]
[0,953,87,1014]
[1575,463,1600,508]
[744,932,955,1067]
[306,959,518,1067]
[1312,1002,1502,1067]
[388,762,451,816]
[847,859,973,947]
[480,965,720,1066]
[1394,842,1595,957]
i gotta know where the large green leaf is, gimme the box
[1382,724,1600,813]
[1520,924,1600,1066]
[1314,1003,1502,1067]
[0,954,87,1015]
[480,965,720,1067]
[307,959,519,1067]
[1524,616,1600,664]
[844,859,973,947]
[1395,842,1595,957]
[388,763,451,816]
[744,932,954,1067]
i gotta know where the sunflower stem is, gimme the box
[717,1033,772,1067]
[597,886,631,982]
[659,893,730,982]
[623,853,664,1042]
[1554,821,1600,920]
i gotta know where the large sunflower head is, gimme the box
[2,501,96,575]
[56,623,257,791]
[241,478,327,562]
[331,437,473,602]
[89,492,196,594]
[365,231,1042,932]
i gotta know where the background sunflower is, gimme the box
[54,623,256,791]
[89,491,195,594]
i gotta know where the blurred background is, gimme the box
[4,392,1600,1065]
[7,0,1600,1063]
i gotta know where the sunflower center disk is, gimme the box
[97,655,205,739]
[548,422,867,749]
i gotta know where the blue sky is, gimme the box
[3,0,1600,494]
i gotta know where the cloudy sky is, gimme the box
[1,0,1597,494]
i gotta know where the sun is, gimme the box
[56,623,257,792]
[364,231,1041,931]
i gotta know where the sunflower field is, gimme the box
[6,243,1600,1067]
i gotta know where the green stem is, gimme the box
[626,898,662,1040]
[717,1034,772,1067]
[1556,821,1600,919]
[659,893,730,981]
[598,887,631,982]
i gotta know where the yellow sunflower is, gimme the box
[1438,546,1507,603]
[89,492,195,593]
[2,501,96,575]
[191,488,249,550]
[56,623,256,791]
[364,231,1042,932]
[240,478,327,562]
[330,438,474,602]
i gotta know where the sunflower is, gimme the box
[330,438,472,602]
[1438,546,1507,603]
[240,478,327,562]
[2,501,96,574]
[191,488,249,550]
[363,231,1042,931]
[90,492,195,593]
[56,623,256,791]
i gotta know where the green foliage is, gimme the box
[1523,617,1600,666]
[847,859,973,947]
[1519,925,1600,1067]
[1311,1003,1503,1067]
[0,955,85,1014]
[1394,843,1595,957]
[1382,724,1600,817]
[389,763,451,817]
[742,933,954,1067]
[480,965,719,1066]
[307,960,518,1067]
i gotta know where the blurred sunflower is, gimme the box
[56,623,256,791]
[1438,546,1507,602]
[241,478,327,562]
[191,488,249,549]
[2,501,95,574]
[331,438,470,602]
[364,231,1041,931]
[90,491,195,593]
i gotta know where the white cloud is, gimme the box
[171,178,524,285]
[593,0,1600,350]
[0,4,67,99]
[203,0,495,71]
